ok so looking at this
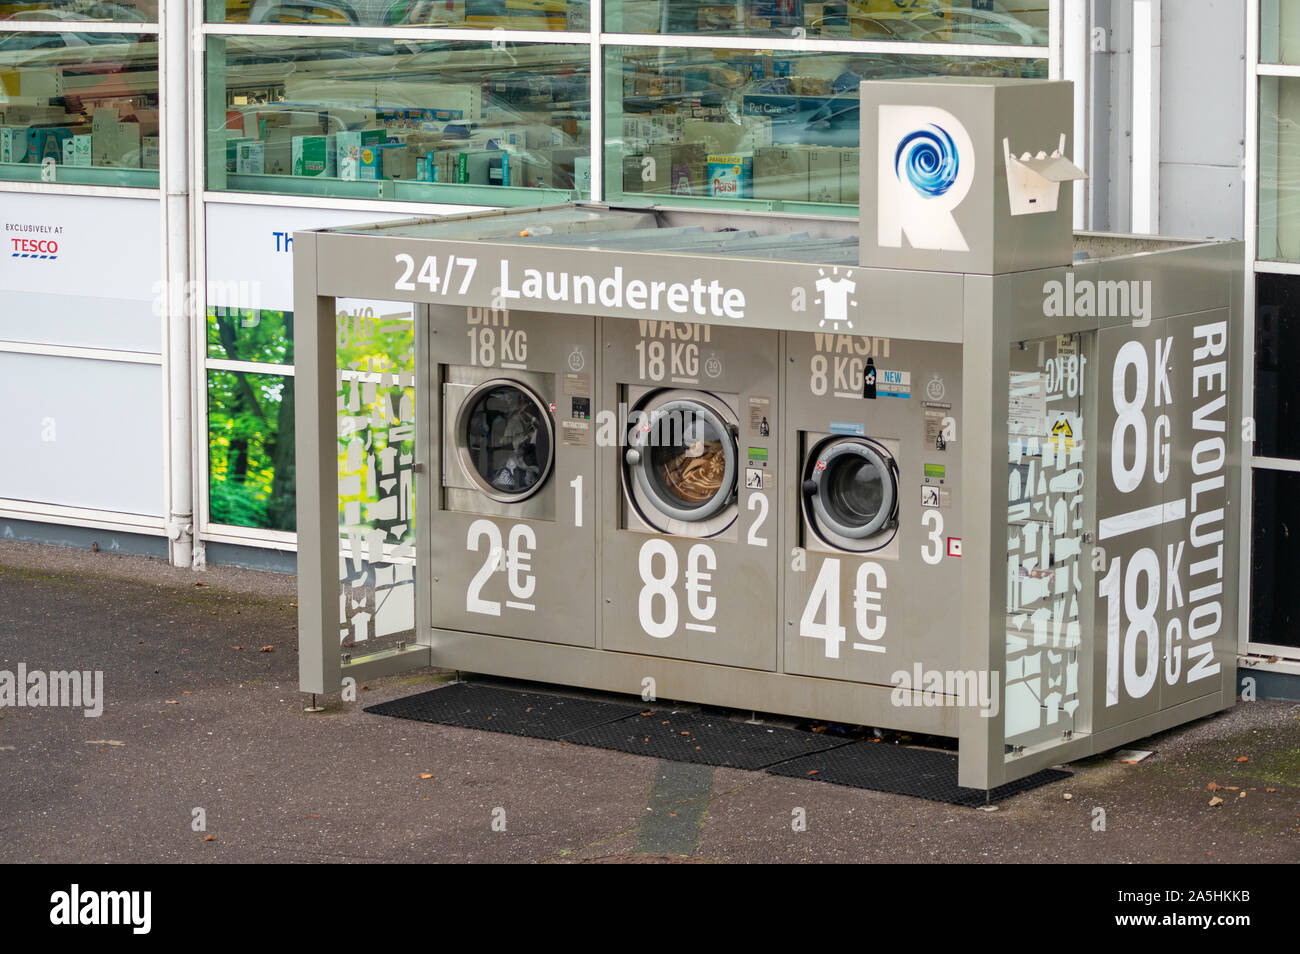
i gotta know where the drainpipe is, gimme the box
[162,0,193,568]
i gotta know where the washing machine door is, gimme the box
[455,378,555,503]
[804,437,897,546]
[624,392,738,526]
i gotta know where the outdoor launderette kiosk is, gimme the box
[294,78,1244,791]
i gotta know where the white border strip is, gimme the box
[0,499,166,534]
[0,341,163,364]
[0,21,156,33]
[0,181,159,199]
[206,357,295,376]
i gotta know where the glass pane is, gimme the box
[0,1,157,21]
[605,46,1045,211]
[1250,468,1300,649]
[207,369,296,530]
[207,0,586,30]
[1261,0,1300,63]
[464,384,550,495]
[1004,335,1085,756]
[646,409,728,510]
[0,32,159,187]
[825,454,884,528]
[336,300,417,654]
[605,0,1047,43]
[207,307,294,365]
[1259,76,1300,261]
[206,35,590,205]
[1253,273,1300,460]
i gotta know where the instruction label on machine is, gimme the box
[748,396,772,437]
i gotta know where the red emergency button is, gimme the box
[947,538,962,558]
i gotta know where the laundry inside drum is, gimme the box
[647,410,729,510]
[465,384,550,495]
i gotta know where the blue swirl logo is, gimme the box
[894,125,960,198]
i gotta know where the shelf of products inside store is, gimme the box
[612,46,1042,205]
[0,37,160,183]
[215,43,591,195]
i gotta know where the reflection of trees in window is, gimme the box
[207,309,296,531]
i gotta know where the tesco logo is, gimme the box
[11,237,59,259]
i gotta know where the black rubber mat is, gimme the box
[560,709,854,770]
[766,740,1071,806]
[366,682,1069,804]
[364,682,642,740]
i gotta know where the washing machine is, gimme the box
[429,304,597,646]
[600,320,780,670]
[782,332,964,683]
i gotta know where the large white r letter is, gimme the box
[878,105,975,252]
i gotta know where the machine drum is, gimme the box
[803,437,898,549]
[458,381,554,502]
[625,397,738,525]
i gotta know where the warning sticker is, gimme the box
[749,396,772,437]
[561,420,590,446]
[745,467,765,490]
[1048,412,1080,452]
[1056,334,1078,358]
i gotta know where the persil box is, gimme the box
[707,154,753,199]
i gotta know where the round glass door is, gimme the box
[458,380,554,502]
[807,439,896,540]
[628,399,736,523]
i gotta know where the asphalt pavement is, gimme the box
[0,539,1296,864]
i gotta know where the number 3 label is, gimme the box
[921,509,944,565]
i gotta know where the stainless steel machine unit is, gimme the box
[427,305,598,648]
[601,319,781,671]
[295,78,1243,792]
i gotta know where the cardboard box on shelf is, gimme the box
[27,126,72,165]
[292,135,336,177]
[336,128,385,180]
[707,154,753,199]
[807,146,841,204]
[235,140,264,174]
[0,126,29,163]
[754,146,811,201]
[62,134,92,167]
[90,111,140,167]
[683,117,771,157]
[839,147,859,204]
[224,136,258,172]
[1,104,69,126]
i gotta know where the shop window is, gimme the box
[604,46,1045,211]
[1254,273,1300,460]
[208,307,294,365]
[605,0,1048,44]
[205,36,590,204]
[1262,0,1300,64]
[205,0,586,30]
[1251,468,1300,649]
[0,1,157,20]
[0,31,159,187]
[208,369,296,531]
